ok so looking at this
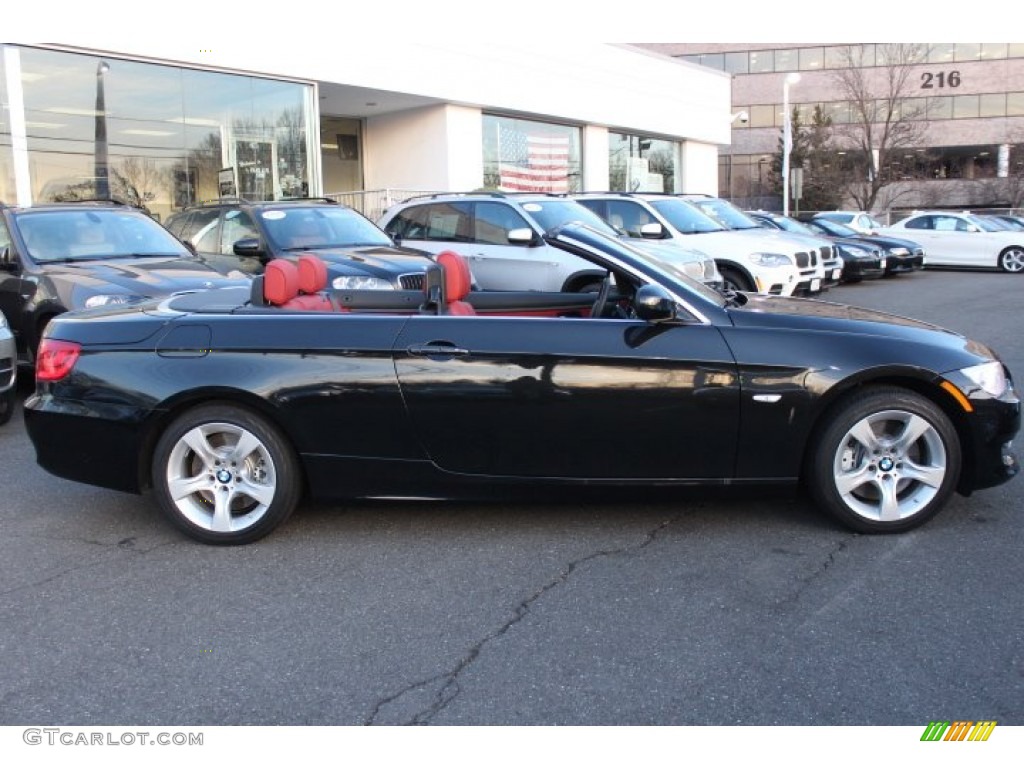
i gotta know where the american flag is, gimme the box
[498,132,571,193]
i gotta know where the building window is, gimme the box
[482,114,581,193]
[798,47,825,71]
[774,49,798,73]
[749,50,773,74]
[1,44,315,220]
[1008,92,1024,116]
[608,133,679,193]
[928,44,957,63]
[724,52,748,75]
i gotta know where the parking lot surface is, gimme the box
[0,269,1021,726]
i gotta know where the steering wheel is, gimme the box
[590,274,612,319]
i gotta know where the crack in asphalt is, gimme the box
[0,537,179,598]
[364,515,681,726]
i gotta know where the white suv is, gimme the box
[573,193,819,296]
[377,193,722,292]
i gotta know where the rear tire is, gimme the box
[0,387,15,426]
[151,404,301,545]
[806,387,961,533]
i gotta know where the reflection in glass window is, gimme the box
[749,104,776,128]
[724,52,748,74]
[822,101,851,124]
[799,47,824,70]
[7,45,314,222]
[955,44,981,61]
[608,132,678,193]
[699,53,724,71]
[928,44,956,63]
[749,50,773,73]
[1008,92,1024,116]
[774,49,798,73]
[952,94,980,119]
[482,114,581,193]
[980,43,1008,60]
[927,96,954,120]
[1009,44,1024,58]
[980,93,1006,117]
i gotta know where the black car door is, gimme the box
[393,315,741,480]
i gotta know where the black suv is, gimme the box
[0,200,249,364]
[164,198,435,291]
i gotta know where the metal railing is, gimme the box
[324,189,445,222]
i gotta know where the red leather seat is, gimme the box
[436,251,475,316]
[291,254,333,310]
[264,257,333,310]
[264,259,300,306]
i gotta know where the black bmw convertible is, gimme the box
[24,224,1020,544]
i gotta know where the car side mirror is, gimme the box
[634,284,677,323]
[0,246,16,270]
[233,238,263,257]
[507,227,536,246]
[639,222,665,239]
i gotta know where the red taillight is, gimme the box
[36,339,81,382]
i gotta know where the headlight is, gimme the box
[839,245,870,258]
[748,252,794,267]
[0,313,7,329]
[84,294,146,308]
[960,361,1009,398]
[331,275,396,291]
[888,247,910,256]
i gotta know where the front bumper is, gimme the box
[0,330,15,394]
[958,390,1020,493]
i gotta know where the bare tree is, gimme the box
[110,156,166,213]
[828,44,931,211]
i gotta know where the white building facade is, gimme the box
[1,42,732,222]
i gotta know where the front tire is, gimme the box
[806,387,961,533]
[718,265,753,293]
[151,404,301,545]
[998,247,1024,273]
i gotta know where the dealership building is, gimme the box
[640,43,1024,214]
[0,43,732,222]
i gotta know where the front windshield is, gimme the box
[261,206,393,250]
[687,198,761,230]
[964,214,1007,233]
[550,224,727,308]
[17,209,189,262]
[523,200,620,236]
[649,199,726,234]
[809,218,858,238]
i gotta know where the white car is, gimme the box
[378,193,722,292]
[574,193,820,296]
[0,310,16,425]
[881,211,1024,273]
[813,211,887,235]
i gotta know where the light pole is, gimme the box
[782,72,800,217]
[94,60,110,199]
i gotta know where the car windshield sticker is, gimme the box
[523,204,543,212]
[262,211,286,220]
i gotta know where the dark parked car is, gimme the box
[25,224,1020,545]
[164,198,436,291]
[746,211,886,282]
[0,200,249,364]
[0,310,15,424]
[801,216,926,275]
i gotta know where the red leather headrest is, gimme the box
[264,259,299,306]
[436,251,472,302]
[297,254,328,294]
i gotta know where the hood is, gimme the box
[851,233,923,251]
[729,292,955,335]
[46,256,249,298]
[304,245,433,278]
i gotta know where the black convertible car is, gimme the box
[24,224,1020,545]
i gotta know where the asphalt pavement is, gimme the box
[0,268,1021,729]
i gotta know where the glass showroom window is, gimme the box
[608,133,679,193]
[482,115,581,193]
[1,45,315,222]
